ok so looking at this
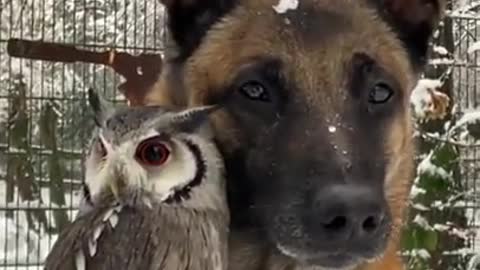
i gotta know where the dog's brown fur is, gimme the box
[138,0,445,269]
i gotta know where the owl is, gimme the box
[44,89,229,270]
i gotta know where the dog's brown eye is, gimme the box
[368,83,393,104]
[239,81,271,102]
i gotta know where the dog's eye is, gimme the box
[239,81,271,102]
[368,83,393,104]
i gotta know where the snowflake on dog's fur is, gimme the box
[273,0,299,14]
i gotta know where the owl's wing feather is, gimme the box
[44,202,228,270]
[43,214,95,270]
[43,204,152,270]
[149,207,229,270]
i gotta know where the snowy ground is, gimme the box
[0,215,56,269]
[0,180,81,268]
[0,1,165,267]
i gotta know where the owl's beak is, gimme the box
[103,161,126,202]
[108,181,120,201]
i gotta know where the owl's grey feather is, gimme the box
[44,193,228,270]
[45,91,228,270]
[99,105,217,146]
[87,88,115,126]
[103,106,170,138]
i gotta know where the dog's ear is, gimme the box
[374,0,446,70]
[159,0,237,60]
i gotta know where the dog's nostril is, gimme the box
[312,184,389,245]
[323,216,347,231]
[362,216,378,233]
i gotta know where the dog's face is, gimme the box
[155,0,444,268]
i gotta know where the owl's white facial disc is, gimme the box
[85,129,213,204]
[147,137,199,201]
[85,130,153,199]
[83,100,225,210]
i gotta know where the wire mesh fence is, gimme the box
[451,4,480,256]
[0,0,166,268]
[0,0,479,269]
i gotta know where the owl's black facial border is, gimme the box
[163,139,207,204]
[82,182,93,206]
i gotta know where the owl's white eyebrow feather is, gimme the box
[98,132,113,151]
[88,237,97,257]
[75,250,86,270]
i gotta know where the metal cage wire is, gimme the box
[452,10,480,254]
[0,0,167,268]
[0,0,479,269]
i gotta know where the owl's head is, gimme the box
[84,89,225,210]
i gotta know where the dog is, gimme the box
[137,0,445,269]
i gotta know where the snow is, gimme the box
[417,151,452,180]
[452,0,480,14]
[0,1,166,265]
[403,249,432,260]
[429,58,455,66]
[411,203,430,212]
[272,0,299,14]
[433,224,450,232]
[467,41,480,54]
[0,179,82,266]
[417,249,431,259]
[410,79,443,119]
[443,248,473,257]
[449,227,469,240]
[433,45,449,56]
[413,214,432,230]
[0,216,37,263]
[0,215,57,267]
[452,110,480,131]
[410,186,426,199]
[467,254,480,270]
[328,126,337,133]
[0,200,80,210]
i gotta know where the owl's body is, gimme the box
[44,90,228,270]
[45,193,227,270]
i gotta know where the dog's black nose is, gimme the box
[311,184,389,247]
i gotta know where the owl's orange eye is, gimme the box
[136,137,170,166]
